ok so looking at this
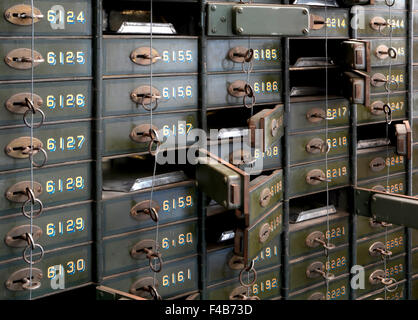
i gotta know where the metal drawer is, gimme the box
[357,173,406,196]
[356,215,398,239]
[289,212,349,259]
[102,255,198,300]
[207,38,281,73]
[103,75,197,117]
[354,254,405,297]
[103,36,198,76]
[102,181,197,236]
[356,146,406,182]
[103,112,198,158]
[206,71,282,108]
[207,236,280,286]
[356,92,407,125]
[352,8,407,37]
[0,243,92,300]
[289,127,349,165]
[0,161,92,217]
[304,7,349,38]
[0,80,92,127]
[102,219,198,276]
[289,98,350,133]
[288,274,349,300]
[288,157,350,198]
[0,202,92,263]
[356,228,405,266]
[289,245,349,292]
[0,121,91,171]
[206,265,281,300]
[0,0,92,36]
[357,280,406,300]
[0,38,91,80]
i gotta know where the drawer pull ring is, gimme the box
[306,261,335,280]
[21,187,43,219]
[22,233,44,265]
[6,140,48,168]
[23,97,46,128]
[243,84,256,109]
[385,0,395,6]
[239,260,257,288]
[369,270,396,286]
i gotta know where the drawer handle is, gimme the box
[130,124,161,156]
[259,188,272,208]
[369,157,386,172]
[6,92,43,114]
[5,48,44,70]
[227,80,256,108]
[229,286,260,300]
[130,86,161,111]
[129,276,162,300]
[306,261,335,280]
[375,45,397,60]
[21,232,44,265]
[368,101,392,124]
[130,200,160,222]
[5,136,48,167]
[369,270,396,286]
[308,292,326,300]
[368,241,393,259]
[370,16,392,35]
[306,169,331,185]
[5,267,43,292]
[306,138,330,154]
[130,239,163,273]
[228,47,254,73]
[306,108,333,123]
[5,5,44,25]
[130,47,161,65]
[305,231,336,256]
[5,225,42,248]
[258,223,271,243]
[239,260,257,288]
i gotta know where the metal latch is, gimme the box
[130,47,161,65]
[395,120,411,159]
[306,169,331,185]
[6,181,42,203]
[5,92,43,114]
[5,268,43,291]
[129,276,162,300]
[130,85,161,111]
[4,4,44,26]
[130,200,160,222]
[306,261,335,280]
[4,225,42,248]
[5,48,44,70]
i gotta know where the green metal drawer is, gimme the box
[288,157,350,198]
[413,248,418,275]
[289,245,349,292]
[369,65,407,94]
[102,255,198,300]
[352,8,407,37]
[357,146,406,182]
[206,265,281,300]
[103,112,198,157]
[0,202,92,262]
[289,98,350,133]
[102,219,198,276]
[355,254,405,297]
[357,280,406,300]
[103,75,197,117]
[357,173,406,196]
[356,228,405,266]
[0,38,91,80]
[207,38,281,73]
[207,235,280,286]
[289,212,349,259]
[0,80,92,127]
[0,0,92,36]
[356,92,407,125]
[366,38,406,67]
[0,161,92,217]
[0,121,91,171]
[356,215,398,239]
[103,36,198,75]
[304,7,349,38]
[0,243,92,300]
[289,127,349,165]
[102,181,197,236]
[206,71,282,108]
[288,274,349,300]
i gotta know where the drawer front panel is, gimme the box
[103,37,198,75]
[289,245,349,292]
[0,0,92,36]
[356,215,398,239]
[358,281,406,300]
[357,229,405,266]
[0,122,91,171]
[0,244,92,300]
[368,38,406,67]
[357,147,405,181]
[102,182,197,236]
[307,8,349,38]
[0,161,92,217]
[102,255,198,300]
[207,38,281,72]
[103,112,198,157]
[0,203,92,262]
[289,157,350,198]
[0,80,92,127]
[356,92,407,125]
[103,76,198,116]
[207,236,280,286]
[353,9,407,37]
[289,275,349,300]
[357,174,406,196]
[289,98,350,133]
[368,65,407,94]
[289,213,349,259]
[207,72,282,108]
[289,128,349,165]
[103,220,198,276]
[207,266,281,300]
[0,39,91,80]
